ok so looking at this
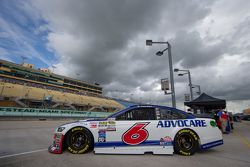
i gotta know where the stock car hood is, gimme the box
[57,118,108,133]
[60,118,106,126]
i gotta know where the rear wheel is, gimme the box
[173,129,199,156]
[66,127,93,154]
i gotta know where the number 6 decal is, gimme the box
[122,122,149,145]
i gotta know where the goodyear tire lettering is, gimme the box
[66,127,93,154]
[72,127,83,132]
[174,129,199,156]
[180,150,190,156]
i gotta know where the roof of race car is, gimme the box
[107,104,195,119]
[59,105,195,127]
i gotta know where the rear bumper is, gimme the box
[48,133,64,154]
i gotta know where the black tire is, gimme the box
[173,129,199,156]
[66,127,93,154]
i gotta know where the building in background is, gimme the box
[243,108,250,115]
[0,59,124,112]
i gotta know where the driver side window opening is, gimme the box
[156,108,187,120]
[116,108,156,120]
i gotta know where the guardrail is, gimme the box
[0,107,111,118]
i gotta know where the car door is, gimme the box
[154,107,191,144]
[105,107,158,147]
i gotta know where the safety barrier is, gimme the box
[0,107,111,118]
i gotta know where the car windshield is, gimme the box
[105,108,124,119]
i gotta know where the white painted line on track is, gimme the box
[0,148,47,159]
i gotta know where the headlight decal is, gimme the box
[57,127,65,132]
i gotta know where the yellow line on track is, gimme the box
[236,128,250,148]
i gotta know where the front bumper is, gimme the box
[48,133,64,154]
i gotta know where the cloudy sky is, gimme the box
[1,0,250,112]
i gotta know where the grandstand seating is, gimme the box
[0,59,135,112]
[0,100,19,107]
[0,82,124,111]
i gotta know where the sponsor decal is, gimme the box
[160,136,172,146]
[107,119,116,131]
[79,122,88,126]
[159,138,165,145]
[98,121,108,130]
[108,117,116,123]
[48,133,64,154]
[210,120,217,127]
[97,119,116,131]
[98,130,106,142]
[122,122,149,145]
[107,124,116,131]
[90,122,97,128]
[108,120,116,125]
[163,136,172,142]
[99,121,108,125]
[157,120,207,128]
[201,140,223,149]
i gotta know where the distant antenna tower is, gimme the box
[21,56,28,65]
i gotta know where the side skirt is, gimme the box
[200,140,224,150]
[94,145,174,155]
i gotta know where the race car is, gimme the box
[48,105,223,156]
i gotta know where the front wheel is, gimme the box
[66,127,93,154]
[173,129,199,156]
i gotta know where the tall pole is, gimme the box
[167,43,176,108]
[146,40,176,108]
[188,71,193,101]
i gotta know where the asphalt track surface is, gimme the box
[0,120,249,167]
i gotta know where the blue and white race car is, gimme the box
[48,105,223,156]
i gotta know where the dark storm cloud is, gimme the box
[31,0,250,103]
[210,61,250,100]
[41,0,167,84]
[32,0,214,83]
[66,0,213,85]
[171,31,225,68]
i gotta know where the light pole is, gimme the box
[174,68,193,101]
[146,40,176,108]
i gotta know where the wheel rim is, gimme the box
[70,131,88,150]
[178,134,194,151]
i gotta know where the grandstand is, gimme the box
[0,59,124,112]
